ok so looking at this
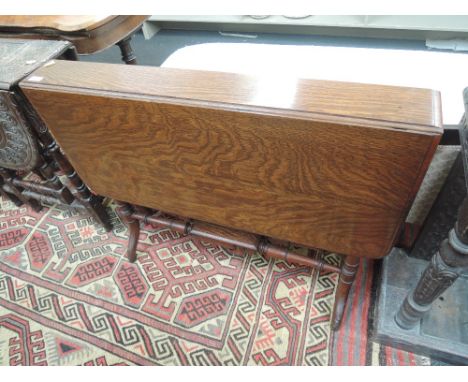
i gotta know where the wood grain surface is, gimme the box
[20,60,442,258]
[0,16,121,32]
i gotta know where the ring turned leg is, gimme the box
[118,202,140,262]
[117,35,137,65]
[332,255,360,330]
[44,139,112,231]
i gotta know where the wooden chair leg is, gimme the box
[116,35,137,65]
[117,202,140,262]
[331,255,360,330]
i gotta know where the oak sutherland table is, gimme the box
[19,60,443,329]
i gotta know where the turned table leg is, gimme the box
[117,202,140,262]
[332,255,360,330]
[118,203,355,325]
[395,195,468,329]
[117,35,137,65]
[46,140,112,231]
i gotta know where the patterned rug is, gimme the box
[0,195,430,366]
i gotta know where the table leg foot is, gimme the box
[332,255,360,330]
[117,202,140,262]
[117,35,137,65]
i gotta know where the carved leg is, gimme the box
[395,249,460,329]
[117,202,140,262]
[395,195,468,329]
[116,35,137,65]
[332,255,360,330]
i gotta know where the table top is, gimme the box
[163,42,468,125]
[0,38,71,90]
[22,60,442,134]
[0,16,117,33]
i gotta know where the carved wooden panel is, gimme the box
[0,91,39,171]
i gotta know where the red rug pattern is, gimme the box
[0,196,429,365]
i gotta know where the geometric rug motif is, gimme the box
[0,195,430,365]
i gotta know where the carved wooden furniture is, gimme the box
[20,60,443,329]
[395,91,468,329]
[0,39,111,230]
[0,16,149,64]
[395,195,468,329]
